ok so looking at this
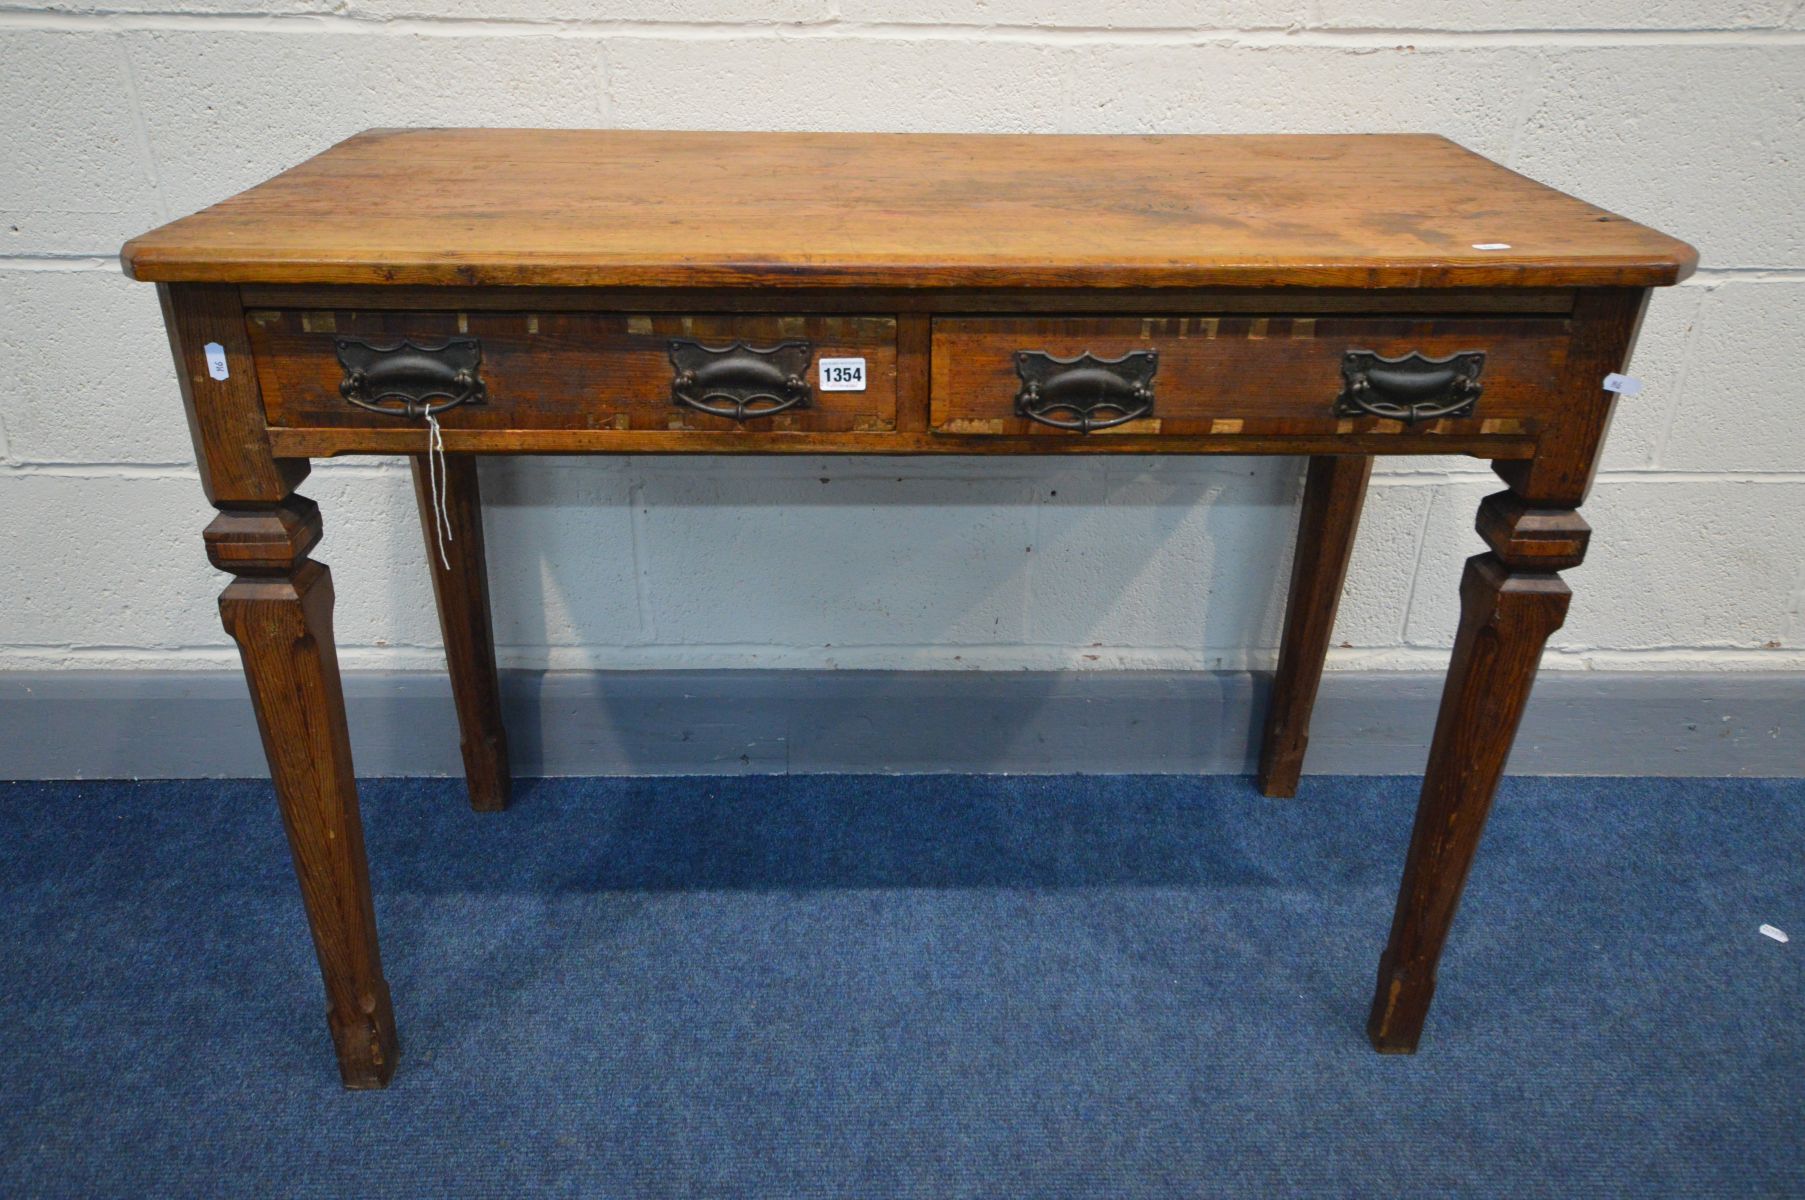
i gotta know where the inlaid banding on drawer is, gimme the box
[247,310,899,434]
[928,314,1571,439]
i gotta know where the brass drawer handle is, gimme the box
[336,336,485,418]
[1335,349,1484,424]
[670,338,812,422]
[1014,348,1158,432]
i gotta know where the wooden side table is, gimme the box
[122,129,1696,1087]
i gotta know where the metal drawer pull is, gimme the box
[669,338,812,422]
[1014,348,1158,432]
[1335,349,1485,424]
[336,336,485,418]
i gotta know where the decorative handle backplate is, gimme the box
[336,336,485,418]
[670,338,813,422]
[1014,349,1158,432]
[1335,349,1485,424]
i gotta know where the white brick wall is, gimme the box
[1,3,1801,675]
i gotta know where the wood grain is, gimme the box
[246,309,898,435]
[238,284,1582,316]
[411,454,510,813]
[216,534,397,1088]
[1494,287,1651,506]
[122,130,1696,290]
[158,283,309,505]
[930,313,1569,439]
[1257,455,1373,798]
[265,426,1541,460]
[1367,494,1586,1053]
[202,495,322,575]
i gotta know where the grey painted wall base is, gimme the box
[1,669,1798,780]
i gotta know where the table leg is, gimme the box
[211,498,399,1087]
[411,453,511,812]
[1366,488,1587,1052]
[1257,454,1372,797]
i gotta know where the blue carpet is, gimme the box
[0,774,1799,1198]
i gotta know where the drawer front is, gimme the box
[929,315,1571,438]
[248,310,898,434]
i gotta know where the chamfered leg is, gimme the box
[210,498,399,1087]
[1257,454,1372,797]
[1366,490,1584,1052]
[1368,287,1647,1052]
[411,452,511,812]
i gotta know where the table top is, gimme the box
[121,128,1695,291]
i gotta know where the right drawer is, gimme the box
[929,314,1572,438]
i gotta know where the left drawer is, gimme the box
[246,310,899,434]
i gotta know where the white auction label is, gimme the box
[818,357,867,392]
[203,342,229,381]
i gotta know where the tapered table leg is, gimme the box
[411,453,511,812]
[1367,490,1586,1052]
[210,498,399,1088]
[1257,454,1372,797]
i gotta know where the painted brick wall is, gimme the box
[2,3,1801,675]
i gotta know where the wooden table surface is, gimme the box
[122,129,1695,290]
